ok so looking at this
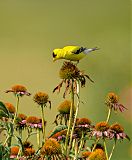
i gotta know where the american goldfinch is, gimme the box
[52,46,99,62]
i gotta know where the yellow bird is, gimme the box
[52,46,99,62]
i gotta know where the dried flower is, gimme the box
[105,92,127,112]
[16,113,27,130]
[58,100,75,114]
[33,92,51,107]
[53,61,93,98]
[91,121,110,138]
[51,129,67,141]
[5,102,15,114]
[88,149,107,160]
[82,151,91,159]
[40,138,62,158]
[23,141,33,149]
[109,123,130,140]
[24,148,35,156]
[26,116,43,129]
[54,100,75,125]
[6,84,31,97]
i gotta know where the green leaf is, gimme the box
[48,125,67,138]
[0,101,10,117]
[14,135,24,153]
[0,110,9,118]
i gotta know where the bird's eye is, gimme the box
[52,52,57,58]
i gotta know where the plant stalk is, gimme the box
[109,140,116,160]
[65,80,74,156]
[68,81,80,152]
[41,105,46,143]
[106,108,112,123]
[104,138,109,160]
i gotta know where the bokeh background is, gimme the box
[0,0,131,159]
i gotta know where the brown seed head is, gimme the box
[57,100,75,114]
[95,121,109,132]
[24,148,35,156]
[88,149,107,160]
[33,92,49,106]
[5,103,15,114]
[26,116,41,124]
[40,138,62,156]
[59,61,80,80]
[110,123,124,133]
[76,118,91,125]
[107,92,119,104]
[11,146,19,155]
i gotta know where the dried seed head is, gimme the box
[10,146,19,156]
[110,123,124,133]
[89,149,107,160]
[33,92,49,106]
[40,138,62,156]
[106,92,119,104]
[59,61,79,80]
[76,118,91,125]
[95,121,109,132]
[57,100,75,114]
[5,103,15,114]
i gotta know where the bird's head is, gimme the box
[52,49,62,62]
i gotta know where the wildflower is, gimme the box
[54,100,75,125]
[24,148,35,156]
[6,84,31,97]
[88,149,107,160]
[23,141,33,149]
[33,92,51,107]
[10,146,19,158]
[109,123,130,140]
[26,116,43,129]
[53,61,93,98]
[105,92,127,112]
[82,151,91,159]
[51,129,67,141]
[76,117,91,128]
[5,102,15,114]
[40,138,63,159]
[91,121,110,138]
[16,113,27,130]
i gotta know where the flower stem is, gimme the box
[13,96,20,124]
[106,108,112,123]
[92,138,100,152]
[104,139,109,160]
[68,81,80,152]
[109,140,116,160]
[65,80,74,156]
[37,129,41,148]
[41,105,45,143]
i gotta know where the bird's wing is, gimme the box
[63,46,86,55]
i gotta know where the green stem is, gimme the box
[65,80,74,156]
[106,108,112,123]
[41,105,45,143]
[109,140,116,160]
[37,129,41,148]
[68,81,80,152]
[92,138,100,152]
[78,131,84,155]
[13,96,20,124]
[104,139,109,160]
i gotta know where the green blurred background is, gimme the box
[0,0,131,159]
